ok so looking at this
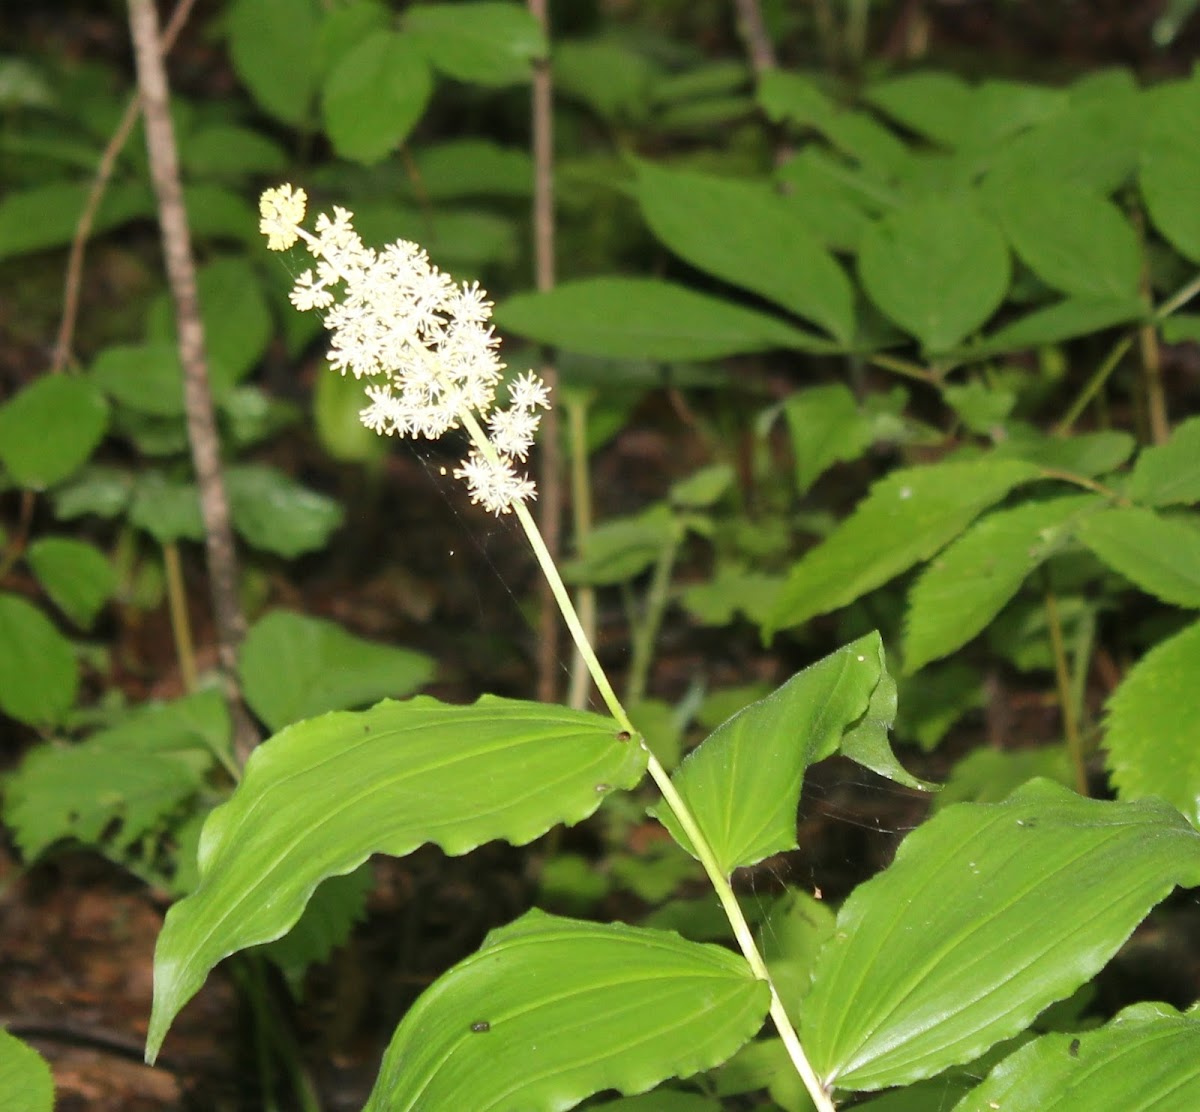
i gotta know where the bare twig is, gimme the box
[126,0,257,763]
[733,0,779,77]
[528,0,564,705]
[52,0,199,374]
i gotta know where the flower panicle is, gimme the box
[258,184,550,515]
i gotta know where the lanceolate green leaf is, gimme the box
[771,458,1042,634]
[0,1028,54,1112]
[25,536,116,630]
[404,2,546,87]
[1104,618,1200,829]
[495,278,834,360]
[146,696,646,1061]
[364,910,769,1112]
[656,633,919,874]
[904,495,1100,672]
[1076,506,1200,607]
[956,1003,1200,1111]
[227,0,319,126]
[800,780,1200,1092]
[1139,74,1200,264]
[633,161,855,343]
[783,383,873,493]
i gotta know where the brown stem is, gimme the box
[528,0,563,705]
[126,0,257,763]
[733,0,778,76]
[52,0,199,374]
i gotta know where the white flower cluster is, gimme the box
[259,184,550,514]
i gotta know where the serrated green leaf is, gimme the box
[1104,617,1200,828]
[364,910,768,1112]
[801,780,1200,1091]
[0,592,78,727]
[0,1029,54,1112]
[496,278,833,360]
[904,495,1100,672]
[772,458,1042,633]
[227,0,319,126]
[1140,74,1200,263]
[90,342,184,416]
[783,383,873,493]
[321,31,432,165]
[894,661,983,752]
[858,197,1009,352]
[955,1003,1200,1111]
[681,563,785,628]
[656,633,910,873]
[1127,415,1200,506]
[633,162,856,343]
[26,536,116,629]
[146,696,647,1061]
[128,473,204,544]
[239,609,435,732]
[0,375,108,490]
[972,295,1145,355]
[404,2,545,86]
[1076,506,1200,607]
[987,177,1141,299]
[226,465,344,557]
[260,863,374,996]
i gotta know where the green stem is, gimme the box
[565,395,598,711]
[163,541,197,694]
[625,526,682,707]
[1054,334,1133,437]
[508,495,833,1112]
[866,351,941,386]
[1044,580,1087,796]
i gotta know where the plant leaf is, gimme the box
[90,342,185,417]
[656,633,918,873]
[226,464,344,557]
[903,495,1100,672]
[800,780,1200,1092]
[857,196,1009,352]
[955,1002,1200,1111]
[972,295,1144,355]
[0,592,78,728]
[146,696,647,1061]
[1126,415,1200,506]
[633,161,855,343]
[1104,617,1200,829]
[496,278,835,360]
[0,375,108,490]
[227,0,319,126]
[771,458,1042,633]
[321,31,432,164]
[404,2,545,87]
[364,909,769,1112]
[783,383,874,493]
[987,176,1141,298]
[128,473,205,544]
[25,536,116,630]
[0,1029,54,1112]
[259,863,374,996]
[1076,505,1200,607]
[1140,73,1200,263]
[239,609,435,732]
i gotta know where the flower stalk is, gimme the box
[260,185,833,1111]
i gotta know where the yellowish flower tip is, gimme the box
[259,184,307,251]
